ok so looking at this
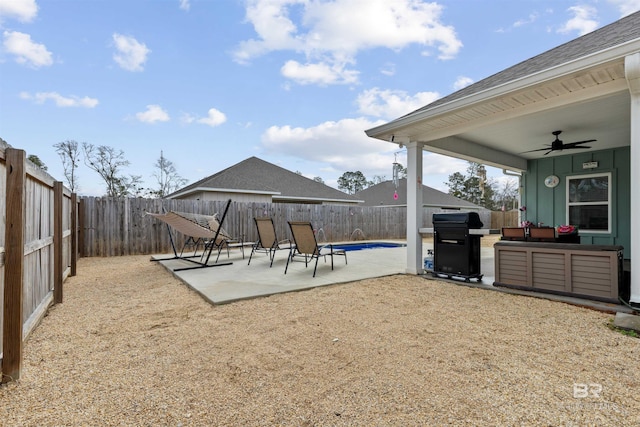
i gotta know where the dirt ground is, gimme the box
[1,253,638,426]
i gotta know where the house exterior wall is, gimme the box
[522,146,630,258]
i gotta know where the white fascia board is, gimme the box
[167,187,280,199]
[367,39,640,139]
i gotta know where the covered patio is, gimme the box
[366,12,640,307]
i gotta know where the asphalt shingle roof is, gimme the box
[168,156,359,202]
[355,179,483,209]
[404,10,640,117]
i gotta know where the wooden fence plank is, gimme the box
[3,148,25,382]
[54,182,63,304]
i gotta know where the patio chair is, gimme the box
[501,227,526,241]
[247,217,291,267]
[528,227,556,242]
[284,221,347,277]
[146,199,236,271]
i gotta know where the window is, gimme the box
[566,173,611,233]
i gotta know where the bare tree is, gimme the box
[54,140,81,192]
[150,151,188,198]
[82,143,142,197]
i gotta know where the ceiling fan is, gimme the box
[524,130,597,155]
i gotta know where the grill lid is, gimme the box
[432,212,483,229]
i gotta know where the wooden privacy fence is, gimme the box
[79,197,494,257]
[490,210,520,229]
[1,143,78,383]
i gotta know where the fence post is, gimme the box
[79,197,85,258]
[2,148,26,383]
[54,181,63,304]
[71,193,78,276]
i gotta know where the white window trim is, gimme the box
[566,172,612,234]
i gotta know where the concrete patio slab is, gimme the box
[152,243,409,304]
[152,242,633,314]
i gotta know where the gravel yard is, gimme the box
[1,254,638,426]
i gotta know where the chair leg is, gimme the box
[248,242,257,265]
[269,246,276,267]
[313,255,320,277]
[284,248,293,274]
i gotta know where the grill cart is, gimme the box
[432,212,484,282]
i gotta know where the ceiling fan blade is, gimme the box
[563,139,596,149]
[564,145,592,150]
[520,146,552,154]
[543,149,553,155]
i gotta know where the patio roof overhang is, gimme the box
[366,39,640,172]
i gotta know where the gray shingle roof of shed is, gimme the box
[355,179,483,209]
[404,10,640,116]
[169,156,359,202]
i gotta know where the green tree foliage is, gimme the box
[148,151,188,198]
[82,143,142,197]
[313,176,325,184]
[338,171,368,194]
[54,140,81,192]
[445,162,499,210]
[27,154,47,171]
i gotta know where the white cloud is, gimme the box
[261,117,393,172]
[453,76,474,90]
[112,33,150,72]
[20,91,99,107]
[281,60,359,85]
[2,30,52,68]
[557,5,598,36]
[607,0,640,16]
[179,0,190,11]
[0,0,38,23]
[356,88,440,120]
[197,108,227,127]
[136,105,169,123]
[380,63,396,77]
[260,116,474,188]
[513,12,539,28]
[234,0,462,85]
[182,108,227,127]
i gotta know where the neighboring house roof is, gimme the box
[167,156,361,204]
[355,179,484,210]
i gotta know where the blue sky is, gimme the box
[1,0,639,196]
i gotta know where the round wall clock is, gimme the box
[544,175,560,188]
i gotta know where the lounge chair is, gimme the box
[247,217,291,267]
[146,199,238,271]
[284,221,347,277]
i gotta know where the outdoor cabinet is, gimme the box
[494,241,623,302]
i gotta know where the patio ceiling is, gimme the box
[366,53,634,172]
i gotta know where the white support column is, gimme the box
[625,53,640,305]
[406,141,424,274]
